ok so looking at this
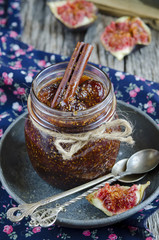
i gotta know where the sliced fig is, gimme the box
[100,16,151,60]
[48,0,98,30]
[86,181,150,216]
[129,17,151,45]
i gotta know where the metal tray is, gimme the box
[0,101,159,228]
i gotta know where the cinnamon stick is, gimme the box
[51,42,93,108]
[51,42,85,108]
[63,43,94,104]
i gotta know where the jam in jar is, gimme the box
[25,62,120,189]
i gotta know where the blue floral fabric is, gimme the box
[0,0,159,239]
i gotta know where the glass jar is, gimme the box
[25,62,120,190]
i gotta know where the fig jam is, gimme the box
[37,75,107,111]
[25,63,120,189]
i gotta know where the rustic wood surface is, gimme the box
[20,0,159,238]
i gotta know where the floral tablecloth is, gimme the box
[0,0,159,239]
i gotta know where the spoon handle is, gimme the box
[29,173,127,227]
[29,176,120,227]
[7,173,113,222]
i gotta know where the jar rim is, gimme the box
[31,62,113,118]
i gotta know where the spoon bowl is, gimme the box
[126,149,159,174]
[110,148,159,183]
[112,158,146,183]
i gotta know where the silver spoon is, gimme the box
[29,149,159,227]
[7,149,159,226]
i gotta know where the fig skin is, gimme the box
[47,0,98,30]
[100,16,151,60]
[86,181,150,216]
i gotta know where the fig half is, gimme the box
[86,181,150,216]
[100,16,151,60]
[48,0,98,30]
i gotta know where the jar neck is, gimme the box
[28,62,116,133]
[28,88,116,133]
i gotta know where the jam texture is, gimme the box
[37,76,107,112]
[25,117,120,189]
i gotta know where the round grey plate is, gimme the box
[0,101,159,228]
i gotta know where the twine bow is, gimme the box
[32,118,134,160]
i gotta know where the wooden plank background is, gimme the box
[20,0,159,238]
[21,0,159,83]
[90,0,159,20]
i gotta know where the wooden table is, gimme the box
[21,0,159,238]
